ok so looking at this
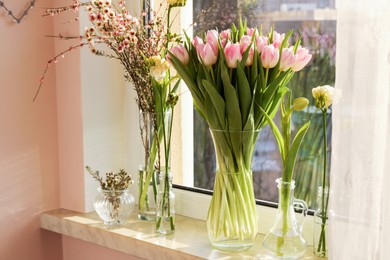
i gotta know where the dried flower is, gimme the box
[86,166,133,190]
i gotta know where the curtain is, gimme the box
[330,0,390,259]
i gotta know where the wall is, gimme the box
[0,0,62,259]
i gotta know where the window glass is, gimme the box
[189,0,336,209]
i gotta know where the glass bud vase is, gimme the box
[138,111,159,221]
[207,129,260,252]
[94,188,135,227]
[156,170,175,235]
[263,178,308,259]
[313,186,329,257]
[138,168,157,221]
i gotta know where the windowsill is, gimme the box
[40,208,325,260]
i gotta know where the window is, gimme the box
[173,0,336,210]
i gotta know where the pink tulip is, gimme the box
[220,29,231,40]
[224,42,242,69]
[192,36,203,49]
[239,36,254,66]
[220,29,231,48]
[206,30,219,53]
[239,35,252,52]
[246,28,258,36]
[256,35,268,53]
[272,31,285,49]
[168,44,189,65]
[261,44,279,68]
[196,43,218,66]
[291,46,312,71]
[279,47,296,71]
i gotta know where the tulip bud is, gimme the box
[261,44,279,68]
[192,36,203,49]
[279,47,296,71]
[196,43,218,66]
[292,97,309,111]
[291,46,312,71]
[256,35,268,53]
[206,30,219,53]
[224,42,242,69]
[168,44,189,65]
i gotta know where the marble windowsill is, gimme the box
[40,209,325,260]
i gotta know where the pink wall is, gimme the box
[0,1,62,259]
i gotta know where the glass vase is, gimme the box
[156,170,175,235]
[138,167,158,221]
[94,188,135,227]
[137,111,159,221]
[313,186,329,257]
[263,178,308,259]
[207,129,260,252]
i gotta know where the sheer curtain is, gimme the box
[330,0,390,259]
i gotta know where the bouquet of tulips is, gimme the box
[168,20,311,247]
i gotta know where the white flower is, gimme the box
[149,56,170,82]
[312,85,335,109]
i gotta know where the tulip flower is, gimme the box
[196,43,218,66]
[168,44,189,65]
[220,29,231,48]
[279,48,296,71]
[206,30,219,53]
[256,35,268,53]
[240,36,254,66]
[272,31,285,49]
[224,42,242,69]
[220,29,231,40]
[246,28,258,36]
[192,36,203,49]
[261,44,279,68]
[291,46,312,71]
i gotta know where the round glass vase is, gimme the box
[93,187,135,227]
[156,170,175,235]
[263,178,308,259]
[313,186,329,257]
[207,129,260,252]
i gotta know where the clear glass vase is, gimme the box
[263,178,308,259]
[94,188,135,227]
[138,167,157,221]
[207,129,260,252]
[156,170,175,235]
[313,186,329,257]
[137,111,160,221]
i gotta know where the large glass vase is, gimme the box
[207,129,259,252]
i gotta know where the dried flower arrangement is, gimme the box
[86,165,133,190]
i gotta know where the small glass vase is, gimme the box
[207,129,260,252]
[138,167,157,221]
[94,187,135,227]
[263,178,308,259]
[313,186,329,257]
[156,170,175,235]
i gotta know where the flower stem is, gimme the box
[317,109,328,254]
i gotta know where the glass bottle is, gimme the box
[313,186,329,257]
[156,170,175,235]
[263,178,308,258]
